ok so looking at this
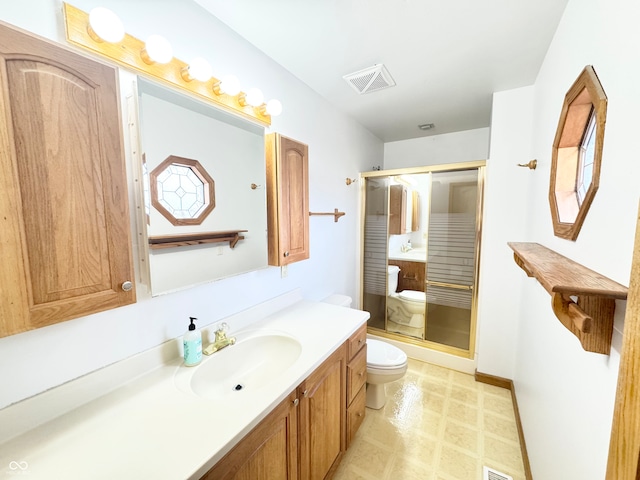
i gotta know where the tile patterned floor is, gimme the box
[334,359,526,480]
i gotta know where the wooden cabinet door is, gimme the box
[266,133,309,266]
[298,345,346,480]
[389,184,407,234]
[202,391,299,480]
[389,260,426,292]
[0,21,134,337]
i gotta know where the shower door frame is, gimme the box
[359,160,486,360]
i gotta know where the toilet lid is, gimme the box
[398,290,425,302]
[367,339,408,368]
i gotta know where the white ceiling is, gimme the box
[195,0,569,142]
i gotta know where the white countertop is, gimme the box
[0,293,369,479]
[388,248,427,263]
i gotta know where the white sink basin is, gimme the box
[174,331,302,400]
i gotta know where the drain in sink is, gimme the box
[233,383,244,391]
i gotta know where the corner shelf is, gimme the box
[508,242,628,354]
[149,230,247,250]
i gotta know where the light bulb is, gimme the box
[183,57,212,82]
[88,7,125,43]
[142,35,173,64]
[218,75,241,96]
[265,99,283,116]
[245,88,264,107]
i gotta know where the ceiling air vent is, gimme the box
[343,64,396,95]
[483,466,513,480]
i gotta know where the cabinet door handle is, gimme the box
[303,389,309,397]
[358,338,365,345]
[283,251,289,257]
[293,398,299,407]
[358,371,364,377]
[121,281,133,292]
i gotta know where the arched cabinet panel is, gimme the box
[0,21,134,337]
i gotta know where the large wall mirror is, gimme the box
[136,78,268,295]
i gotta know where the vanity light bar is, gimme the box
[62,3,274,126]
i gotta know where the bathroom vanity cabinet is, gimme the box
[298,344,347,479]
[200,390,299,479]
[203,328,367,480]
[0,21,135,338]
[346,324,367,447]
[265,133,310,266]
[388,260,426,293]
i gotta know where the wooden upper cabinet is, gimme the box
[389,184,407,234]
[0,21,135,337]
[266,133,309,266]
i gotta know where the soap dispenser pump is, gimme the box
[183,317,202,366]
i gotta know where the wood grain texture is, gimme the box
[201,390,299,480]
[346,346,367,405]
[508,242,627,298]
[265,133,309,266]
[298,344,346,480]
[509,242,625,354]
[148,230,247,250]
[63,3,271,127]
[389,184,406,234]
[606,206,640,480]
[388,259,426,292]
[0,19,134,336]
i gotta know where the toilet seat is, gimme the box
[398,290,425,303]
[367,339,408,369]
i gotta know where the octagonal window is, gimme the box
[549,65,607,241]
[150,155,215,226]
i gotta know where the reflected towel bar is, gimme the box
[309,208,345,222]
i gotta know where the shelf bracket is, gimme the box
[508,242,627,355]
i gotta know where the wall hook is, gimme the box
[517,159,537,170]
[346,177,357,185]
[250,183,263,189]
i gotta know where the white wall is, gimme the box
[0,0,382,409]
[384,128,490,169]
[486,0,640,478]
[475,86,534,380]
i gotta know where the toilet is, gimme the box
[366,338,408,409]
[321,294,408,410]
[386,265,426,338]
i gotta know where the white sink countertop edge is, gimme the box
[0,295,369,480]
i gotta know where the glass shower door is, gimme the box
[362,177,389,330]
[424,169,480,351]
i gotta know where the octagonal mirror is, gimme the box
[549,65,607,241]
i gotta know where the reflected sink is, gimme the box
[174,332,302,400]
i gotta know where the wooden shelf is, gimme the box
[149,230,247,250]
[508,242,628,355]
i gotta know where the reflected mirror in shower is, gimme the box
[361,165,484,358]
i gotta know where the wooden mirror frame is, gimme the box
[549,65,607,241]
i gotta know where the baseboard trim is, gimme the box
[475,371,532,480]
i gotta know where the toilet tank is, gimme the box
[387,265,400,295]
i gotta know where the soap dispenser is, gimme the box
[183,317,202,366]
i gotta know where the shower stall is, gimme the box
[361,162,485,358]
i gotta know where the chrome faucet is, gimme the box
[203,322,236,355]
